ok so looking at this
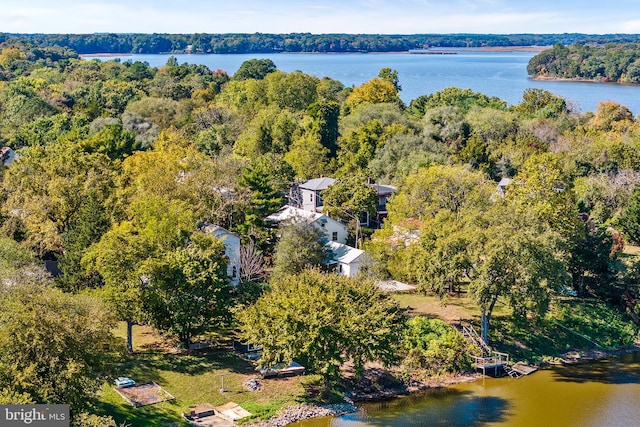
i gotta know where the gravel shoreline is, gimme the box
[245,372,480,426]
[246,402,358,427]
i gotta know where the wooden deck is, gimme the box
[473,351,509,376]
[506,362,539,378]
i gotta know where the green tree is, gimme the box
[344,78,401,110]
[272,220,327,276]
[82,122,140,160]
[284,131,330,180]
[56,192,112,292]
[321,176,376,246]
[308,99,340,156]
[0,283,121,411]
[386,164,493,222]
[514,88,569,118]
[141,232,230,348]
[408,87,506,117]
[265,70,319,110]
[233,58,277,80]
[233,106,300,157]
[377,67,401,92]
[2,141,115,255]
[619,186,640,245]
[81,221,150,353]
[82,197,196,352]
[238,270,406,396]
[468,217,567,343]
[236,156,288,243]
[402,317,475,374]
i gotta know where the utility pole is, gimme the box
[216,374,228,393]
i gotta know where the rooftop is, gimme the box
[325,241,364,264]
[299,177,335,191]
[266,205,324,222]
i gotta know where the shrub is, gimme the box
[402,317,476,374]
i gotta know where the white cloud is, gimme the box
[620,20,640,33]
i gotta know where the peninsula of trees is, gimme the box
[528,42,640,83]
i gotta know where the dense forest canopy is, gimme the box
[528,42,640,83]
[5,32,640,54]
[1,38,640,424]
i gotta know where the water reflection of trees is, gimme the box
[551,354,640,384]
[345,389,512,427]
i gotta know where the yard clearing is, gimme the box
[94,323,313,426]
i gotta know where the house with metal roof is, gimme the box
[266,206,348,244]
[324,241,365,278]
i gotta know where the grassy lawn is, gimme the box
[93,324,312,427]
[392,290,511,323]
[94,294,638,425]
[392,290,638,363]
[490,297,638,363]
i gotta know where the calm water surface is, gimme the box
[290,352,640,427]
[86,52,640,114]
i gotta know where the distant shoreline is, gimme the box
[80,53,133,57]
[531,75,640,86]
[80,46,550,58]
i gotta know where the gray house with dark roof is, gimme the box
[290,177,396,228]
[298,177,335,213]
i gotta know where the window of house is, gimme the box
[332,231,338,241]
[310,193,313,201]
[338,264,343,273]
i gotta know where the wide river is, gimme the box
[291,352,640,427]
[85,51,640,115]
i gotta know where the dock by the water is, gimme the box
[408,49,457,54]
[473,351,510,376]
[505,362,538,378]
[458,320,538,378]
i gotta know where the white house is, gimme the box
[202,224,241,286]
[325,241,364,278]
[266,206,348,245]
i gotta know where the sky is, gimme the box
[2,0,640,35]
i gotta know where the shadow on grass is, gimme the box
[355,388,512,427]
[490,316,591,362]
[116,349,256,383]
[92,389,188,427]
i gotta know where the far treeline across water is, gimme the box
[529,42,640,84]
[5,32,640,54]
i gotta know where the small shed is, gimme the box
[187,403,216,419]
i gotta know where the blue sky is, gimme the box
[2,0,640,34]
